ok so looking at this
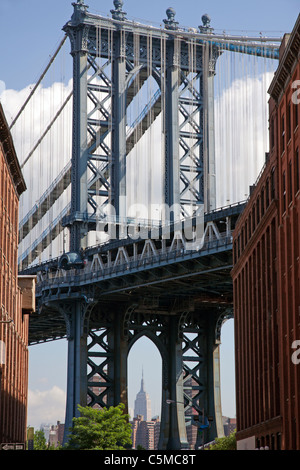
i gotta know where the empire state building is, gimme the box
[134,370,151,421]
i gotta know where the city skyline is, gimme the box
[0,0,298,431]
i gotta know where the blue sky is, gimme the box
[0,0,298,91]
[0,0,299,430]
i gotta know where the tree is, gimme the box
[64,403,132,450]
[33,429,48,450]
[206,431,236,450]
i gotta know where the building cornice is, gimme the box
[268,14,300,103]
[0,103,26,197]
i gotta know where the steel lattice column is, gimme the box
[111,30,127,230]
[57,300,90,444]
[64,3,90,251]
[87,308,128,410]
[180,310,226,447]
[164,37,180,221]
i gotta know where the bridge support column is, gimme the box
[205,314,225,442]
[179,310,226,448]
[107,311,128,411]
[63,301,89,444]
[160,317,188,450]
[112,30,127,231]
[164,39,180,222]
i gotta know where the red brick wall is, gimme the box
[0,140,29,445]
[274,57,300,450]
[232,151,282,449]
[232,23,300,449]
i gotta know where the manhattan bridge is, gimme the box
[9,0,281,449]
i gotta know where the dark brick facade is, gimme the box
[232,15,300,450]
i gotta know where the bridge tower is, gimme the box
[53,0,225,449]
[62,0,218,252]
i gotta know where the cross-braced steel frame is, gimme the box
[62,0,218,252]
[51,296,232,449]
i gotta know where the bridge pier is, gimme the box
[58,296,229,449]
[107,310,129,409]
[61,301,89,443]
[162,316,188,450]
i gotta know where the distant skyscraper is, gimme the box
[134,370,151,421]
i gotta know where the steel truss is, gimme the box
[62,1,219,252]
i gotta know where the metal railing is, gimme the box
[36,230,233,294]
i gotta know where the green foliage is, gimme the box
[33,429,48,450]
[206,431,236,450]
[64,403,132,450]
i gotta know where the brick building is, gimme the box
[232,15,300,450]
[49,421,65,448]
[131,414,160,450]
[0,103,35,445]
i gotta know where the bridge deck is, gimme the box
[26,202,245,344]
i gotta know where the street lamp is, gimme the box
[166,400,213,449]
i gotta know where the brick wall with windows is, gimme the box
[269,17,300,449]
[232,14,300,450]
[0,103,30,445]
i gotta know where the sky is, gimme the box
[0,0,299,431]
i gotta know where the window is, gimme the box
[266,178,270,207]
[234,240,237,263]
[281,114,285,154]
[296,148,299,193]
[288,160,292,203]
[270,117,275,149]
[248,213,252,239]
[294,100,299,130]
[287,101,291,141]
[283,170,286,212]
[261,188,264,216]
[271,168,275,200]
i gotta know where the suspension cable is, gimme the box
[9,34,68,130]
[20,90,72,169]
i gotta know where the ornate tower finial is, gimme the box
[71,0,89,22]
[111,0,127,21]
[199,14,214,34]
[163,7,179,30]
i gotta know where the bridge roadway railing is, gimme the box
[35,229,235,297]
[20,200,245,296]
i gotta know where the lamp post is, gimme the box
[166,400,213,449]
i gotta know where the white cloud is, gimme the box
[0,80,73,265]
[214,70,275,207]
[0,80,5,95]
[27,386,66,429]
